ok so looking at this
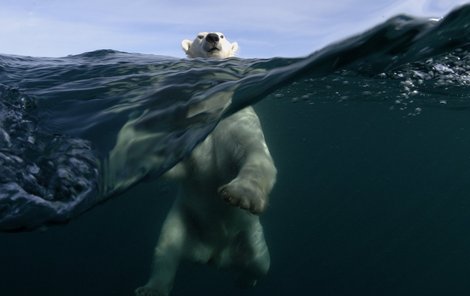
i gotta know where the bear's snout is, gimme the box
[205,33,220,44]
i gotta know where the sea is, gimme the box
[1,4,470,296]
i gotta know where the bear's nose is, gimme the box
[206,33,219,43]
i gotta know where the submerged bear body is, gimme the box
[135,33,276,296]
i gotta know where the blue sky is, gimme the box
[0,0,468,58]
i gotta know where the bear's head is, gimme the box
[182,32,239,59]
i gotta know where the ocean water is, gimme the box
[1,4,470,296]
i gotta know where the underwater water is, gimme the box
[1,4,470,296]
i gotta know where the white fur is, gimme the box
[181,32,239,58]
[135,33,276,296]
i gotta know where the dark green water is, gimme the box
[1,5,470,296]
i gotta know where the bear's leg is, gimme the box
[135,205,187,296]
[215,108,277,215]
[232,221,270,288]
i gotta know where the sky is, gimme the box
[0,0,468,58]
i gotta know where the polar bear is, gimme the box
[181,32,239,59]
[135,32,276,296]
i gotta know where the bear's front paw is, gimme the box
[135,286,166,296]
[218,179,267,214]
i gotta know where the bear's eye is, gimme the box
[220,35,224,39]
[197,35,204,40]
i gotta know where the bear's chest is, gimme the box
[185,133,237,184]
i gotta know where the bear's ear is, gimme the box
[231,42,239,55]
[181,39,192,54]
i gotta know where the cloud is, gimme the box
[0,5,177,57]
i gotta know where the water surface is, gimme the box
[1,5,470,296]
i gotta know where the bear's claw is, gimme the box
[218,181,266,214]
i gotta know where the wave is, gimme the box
[0,4,469,231]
